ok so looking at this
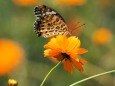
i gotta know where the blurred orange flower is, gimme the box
[44,35,88,74]
[0,39,25,76]
[92,28,112,45]
[12,0,41,6]
[54,0,86,5]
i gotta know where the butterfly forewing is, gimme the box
[34,5,69,38]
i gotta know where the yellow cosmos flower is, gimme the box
[44,35,88,74]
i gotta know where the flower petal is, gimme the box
[67,36,80,52]
[69,53,80,62]
[76,48,88,54]
[47,56,58,63]
[54,54,64,61]
[79,59,87,64]
[64,59,73,74]
[71,58,84,72]
[44,49,61,57]
[44,37,59,50]
[56,35,68,52]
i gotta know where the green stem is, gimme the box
[40,61,61,86]
[70,70,115,86]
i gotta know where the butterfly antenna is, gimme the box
[70,23,85,34]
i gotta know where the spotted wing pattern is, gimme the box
[34,5,70,38]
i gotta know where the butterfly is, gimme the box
[34,5,70,38]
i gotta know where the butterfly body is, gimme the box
[34,5,70,38]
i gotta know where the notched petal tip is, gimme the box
[80,59,87,64]
[71,58,84,72]
[44,49,50,57]
[76,48,88,54]
[64,60,74,74]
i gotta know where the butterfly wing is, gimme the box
[34,5,69,38]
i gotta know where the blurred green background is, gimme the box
[0,0,115,86]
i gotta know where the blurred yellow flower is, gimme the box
[92,28,112,45]
[54,0,87,6]
[12,0,41,6]
[44,35,88,74]
[8,79,18,86]
[0,39,25,76]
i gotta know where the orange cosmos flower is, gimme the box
[12,0,41,6]
[92,28,112,45]
[0,39,25,76]
[54,0,87,6]
[44,35,88,74]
